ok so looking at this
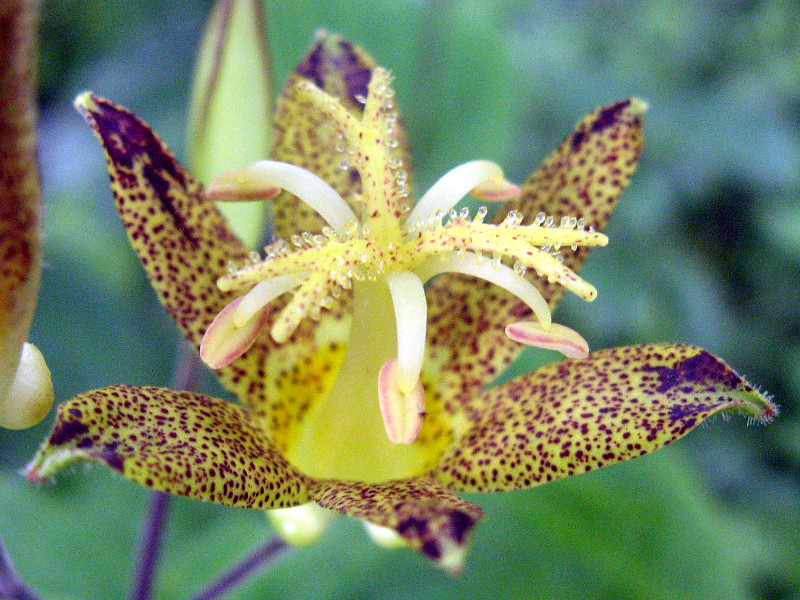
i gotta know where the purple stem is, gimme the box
[0,536,43,600]
[129,341,206,600]
[129,492,171,600]
[188,537,290,600]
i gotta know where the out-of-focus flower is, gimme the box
[27,33,775,573]
[0,0,53,430]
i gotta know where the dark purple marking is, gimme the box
[100,442,125,472]
[421,539,442,561]
[669,403,712,422]
[50,419,90,446]
[295,36,372,111]
[82,97,199,243]
[448,510,475,545]
[68,407,83,418]
[645,366,682,393]
[571,129,587,151]
[334,39,372,106]
[397,516,429,537]
[645,351,739,394]
[296,42,326,89]
[141,163,199,245]
[591,99,631,133]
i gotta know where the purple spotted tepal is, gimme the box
[26,33,776,573]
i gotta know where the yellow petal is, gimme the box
[75,93,289,415]
[510,97,647,308]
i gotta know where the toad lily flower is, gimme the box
[27,35,775,573]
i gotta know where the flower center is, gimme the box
[200,68,607,466]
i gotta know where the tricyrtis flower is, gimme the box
[27,34,775,572]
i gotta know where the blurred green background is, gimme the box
[2,0,799,598]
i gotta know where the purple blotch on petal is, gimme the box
[100,442,125,472]
[644,351,742,393]
[49,420,89,446]
[81,98,198,243]
[591,99,632,132]
[448,509,475,545]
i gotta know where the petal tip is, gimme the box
[73,90,96,114]
[23,462,44,484]
[628,97,649,116]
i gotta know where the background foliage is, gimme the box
[1,1,798,598]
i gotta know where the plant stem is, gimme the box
[129,341,206,600]
[0,536,42,600]
[130,492,171,600]
[188,537,290,600]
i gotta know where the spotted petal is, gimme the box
[76,93,249,350]
[26,385,311,508]
[433,344,776,492]
[310,476,483,574]
[425,99,646,416]
[75,94,296,415]
[511,98,647,306]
